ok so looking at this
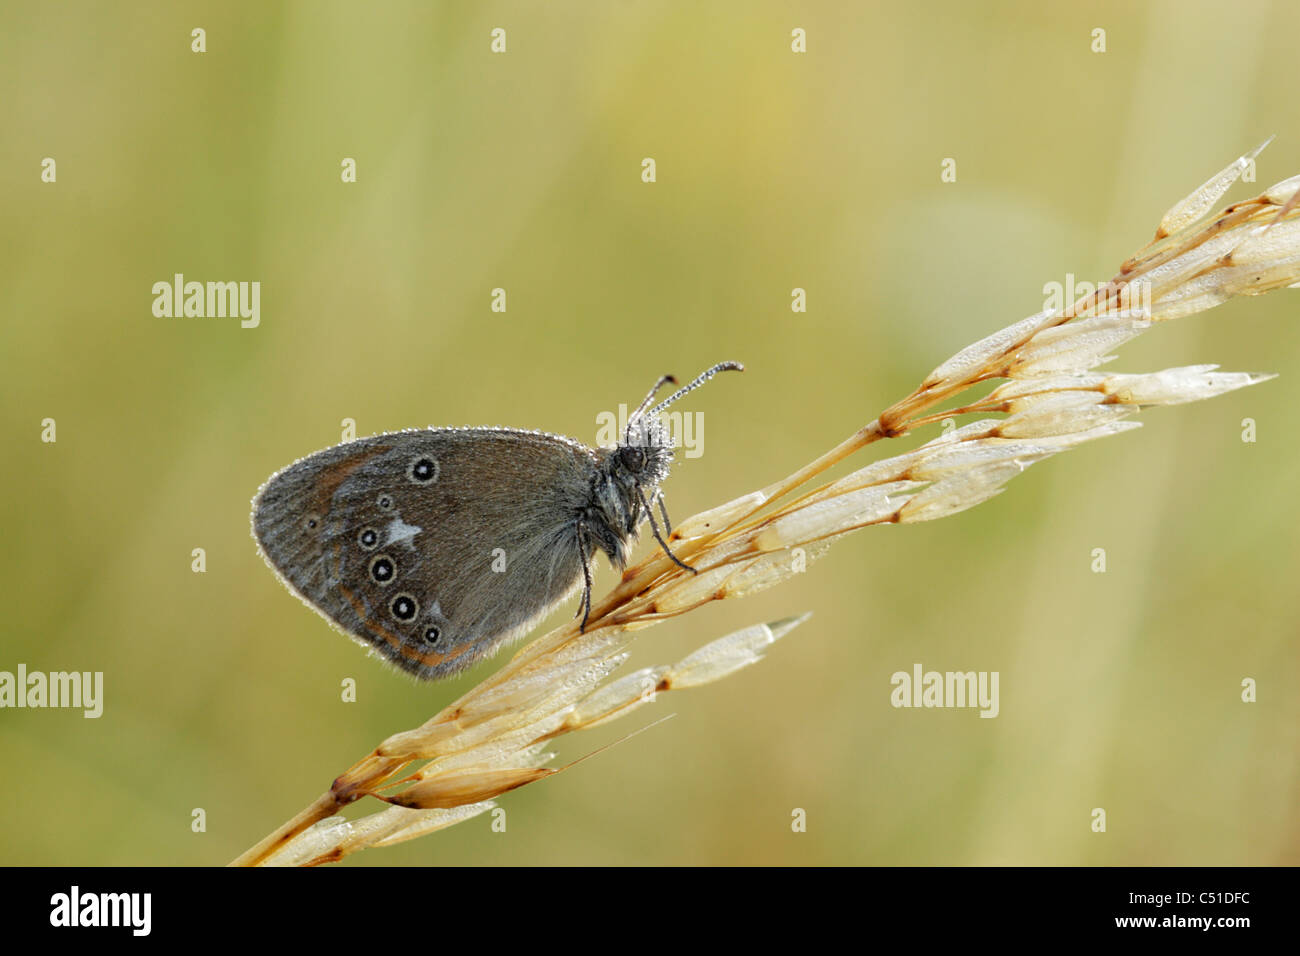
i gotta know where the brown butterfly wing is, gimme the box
[252,428,600,679]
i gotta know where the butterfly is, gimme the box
[251,361,742,679]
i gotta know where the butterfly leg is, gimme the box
[655,491,673,536]
[575,521,593,632]
[638,486,697,574]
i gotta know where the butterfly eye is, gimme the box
[408,456,440,484]
[357,527,380,550]
[621,446,646,470]
[369,554,396,585]
[423,626,441,644]
[390,593,418,621]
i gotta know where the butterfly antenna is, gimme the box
[647,360,744,418]
[626,374,678,444]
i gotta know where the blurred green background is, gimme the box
[2,0,1298,866]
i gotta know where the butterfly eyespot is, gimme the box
[368,554,396,585]
[408,457,440,484]
[357,527,380,550]
[390,593,419,622]
[302,514,321,532]
[376,493,395,511]
[423,626,441,644]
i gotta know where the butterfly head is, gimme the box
[614,407,674,486]
[586,362,743,566]
[616,360,743,496]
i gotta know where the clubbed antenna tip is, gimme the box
[648,361,744,417]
